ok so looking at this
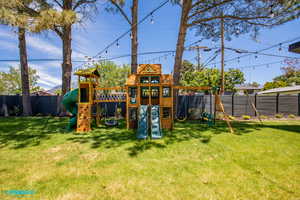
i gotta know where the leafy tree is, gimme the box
[172,0,300,85]
[0,66,41,95]
[95,61,130,88]
[107,0,138,74]
[180,60,244,92]
[263,59,300,90]
[20,0,96,96]
[263,81,288,90]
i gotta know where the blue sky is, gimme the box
[0,0,299,90]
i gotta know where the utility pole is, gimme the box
[189,45,207,71]
[220,15,225,95]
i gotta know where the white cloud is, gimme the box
[0,40,18,51]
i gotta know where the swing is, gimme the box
[104,103,119,127]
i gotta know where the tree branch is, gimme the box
[73,0,97,11]
[109,0,132,25]
[188,15,269,27]
[189,0,234,19]
[53,0,63,9]
[53,26,63,38]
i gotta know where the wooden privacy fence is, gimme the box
[0,94,299,117]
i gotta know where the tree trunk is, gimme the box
[18,27,32,116]
[220,16,225,94]
[173,0,192,119]
[173,0,192,85]
[131,0,138,74]
[61,24,72,96]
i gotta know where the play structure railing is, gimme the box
[94,93,126,102]
[94,86,126,102]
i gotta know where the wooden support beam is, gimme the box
[173,86,211,90]
[95,86,125,90]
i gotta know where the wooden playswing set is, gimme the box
[74,64,239,136]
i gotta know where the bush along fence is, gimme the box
[0,94,299,118]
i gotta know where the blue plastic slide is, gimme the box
[137,105,149,139]
[151,105,162,139]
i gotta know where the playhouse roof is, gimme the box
[74,67,100,78]
[137,64,162,74]
[125,64,173,86]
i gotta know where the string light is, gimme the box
[105,49,108,54]
[150,12,154,24]
[116,40,120,48]
[278,43,282,51]
[255,52,258,59]
[238,57,240,63]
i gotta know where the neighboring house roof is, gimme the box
[289,41,300,54]
[235,86,262,90]
[258,85,300,95]
[31,91,55,96]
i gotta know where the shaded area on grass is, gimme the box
[0,117,68,149]
[1,117,299,154]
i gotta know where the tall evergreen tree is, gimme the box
[107,0,138,74]
[172,0,300,86]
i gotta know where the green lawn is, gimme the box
[0,117,299,200]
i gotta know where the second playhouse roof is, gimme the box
[74,67,100,78]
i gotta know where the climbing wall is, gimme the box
[77,103,92,132]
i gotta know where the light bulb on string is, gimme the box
[105,49,108,54]
[278,43,282,51]
[269,9,275,18]
[238,57,240,63]
[255,52,258,59]
[116,40,120,48]
[150,12,154,24]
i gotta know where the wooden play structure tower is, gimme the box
[74,68,100,132]
[125,64,174,138]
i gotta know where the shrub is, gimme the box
[228,115,235,120]
[216,113,224,120]
[242,115,251,120]
[260,115,268,119]
[275,114,284,119]
[288,114,296,118]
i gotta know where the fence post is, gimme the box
[276,93,279,114]
[232,93,234,116]
[254,93,257,116]
[209,92,212,115]
[298,93,300,116]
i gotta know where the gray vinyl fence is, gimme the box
[0,94,300,117]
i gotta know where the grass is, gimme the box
[0,117,299,200]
